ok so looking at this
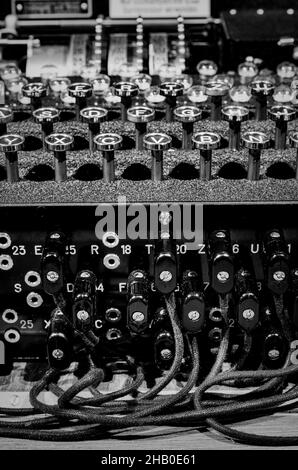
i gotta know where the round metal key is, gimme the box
[241,131,270,181]
[22,82,47,110]
[268,105,296,150]
[205,79,230,121]
[45,133,74,182]
[159,82,184,122]
[174,105,202,150]
[33,107,60,149]
[127,106,155,150]
[68,82,93,119]
[0,134,24,182]
[144,132,172,181]
[80,107,108,154]
[250,79,275,120]
[94,133,123,182]
[222,105,249,150]
[0,107,13,136]
[113,82,139,121]
[192,131,221,180]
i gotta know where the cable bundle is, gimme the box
[0,293,298,446]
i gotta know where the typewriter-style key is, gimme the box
[196,60,218,84]
[127,106,155,151]
[205,79,230,121]
[33,107,60,150]
[241,131,270,181]
[45,133,74,183]
[250,79,275,121]
[68,82,93,120]
[159,82,184,122]
[222,105,249,150]
[0,134,24,182]
[268,105,296,150]
[192,131,221,181]
[289,132,298,180]
[94,133,122,183]
[174,105,202,150]
[113,82,139,122]
[22,82,47,110]
[0,107,13,136]
[277,61,296,84]
[144,132,172,181]
[80,106,108,155]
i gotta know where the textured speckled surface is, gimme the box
[1,107,298,205]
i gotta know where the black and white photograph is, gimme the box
[0,0,298,460]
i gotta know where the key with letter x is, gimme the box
[45,133,74,182]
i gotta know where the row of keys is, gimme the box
[5,72,298,123]
[1,130,298,183]
[0,100,297,153]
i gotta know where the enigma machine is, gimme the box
[1,0,298,447]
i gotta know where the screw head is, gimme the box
[216,231,226,238]
[268,348,280,360]
[188,310,201,321]
[134,271,144,279]
[52,349,64,360]
[77,310,89,321]
[159,271,173,282]
[217,271,230,282]
[273,271,286,282]
[50,233,61,240]
[160,348,173,360]
[132,311,145,323]
[294,269,298,277]
[46,271,59,283]
[270,231,280,239]
[81,271,91,278]
[243,309,255,320]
